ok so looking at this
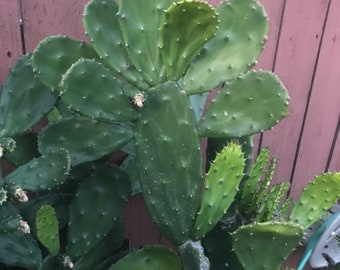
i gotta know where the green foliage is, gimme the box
[36,205,60,255]
[231,222,304,270]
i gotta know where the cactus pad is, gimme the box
[109,245,182,270]
[160,1,218,81]
[83,0,148,89]
[4,149,70,194]
[60,58,137,122]
[289,173,340,229]
[191,142,245,240]
[36,204,60,255]
[135,82,202,245]
[0,54,57,138]
[38,117,133,166]
[0,202,21,234]
[31,35,98,89]
[183,0,269,93]
[231,222,304,270]
[118,0,175,85]
[0,231,42,268]
[198,71,289,138]
[66,165,130,260]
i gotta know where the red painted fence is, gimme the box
[1,0,339,268]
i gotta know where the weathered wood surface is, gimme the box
[0,0,339,268]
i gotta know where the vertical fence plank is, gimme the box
[291,0,340,199]
[329,118,340,172]
[21,0,88,52]
[0,0,22,84]
[259,0,330,193]
[124,195,161,248]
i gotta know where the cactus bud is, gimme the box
[14,188,29,202]
[63,256,74,269]
[133,92,145,108]
[18,220,31,234]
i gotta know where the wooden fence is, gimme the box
[1,0,339,268]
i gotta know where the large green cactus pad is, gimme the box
[83,0,148,89]
[60,58,137,122]
[31,35,98,89]
[38,117,133,166]
[66,165,130,260]
[191,142,244,240]
[183,0,269,93]
[289,173,340,229]
[118,0,175,85]
[0,231,42,268]
[231,222,304,270]
[160,1,218,81]
[198,71,289,138]
[109,245,182,270]
[36,204,60,255]
[135,82,202,245]
[4,149,70,194]
[0,54,57,138]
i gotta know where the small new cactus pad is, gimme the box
[198,71,289,138]
[238,147,269,217]
[83,0,148,89]
[0,231,42,268]
[118,0,175,85]
[0,202,21,234]
[109,245,182,270]
[31,35,98,89]
[160,1,218,81]
[66,165,130,260]
[289,173,340,229]
[60,58,137,122]
[38,117,133,166]
[4,149,70,195]
[191,142,245,240]
[231,222,304,270]
[18,193,73,232]
[179,240,210,270]
[36,204,60,255]
[0,54,57,138]
[183,0,269,93]
[135,82,202,245]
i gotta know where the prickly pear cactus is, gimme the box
[289,173,340,229]
[36,204,60,255]
[135,82,202,245]
[231,222,304,270]
[191,142,245,240]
